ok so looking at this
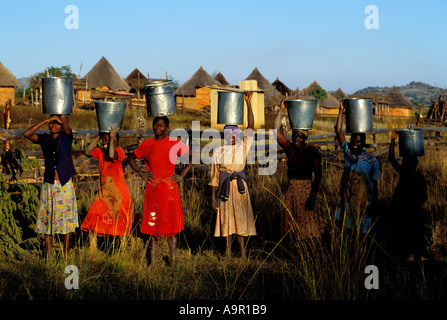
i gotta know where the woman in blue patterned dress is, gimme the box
[334,101,381,235]
[24,114,78,260]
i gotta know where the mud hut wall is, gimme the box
[388,107,413,117]
[196,86,212,109]
[175,95,196,110]
[0,87,16,106]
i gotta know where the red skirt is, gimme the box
[140,178,184,238]
[81,178,134,236]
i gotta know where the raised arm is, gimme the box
[388,129,401,173]
[23,116,59,143]
[85,135,100,156]
[335,100,346,146]
[245,92,254,136]
[60,114,72,135]
[273,99,290,149]
[108,124,119,160]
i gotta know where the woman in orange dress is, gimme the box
[127,116,194,266]
[81,125,134,253]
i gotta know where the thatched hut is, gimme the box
[75,56,130,104]
[126,68,148,94]
[300,81,339,114]
[0,62,21,106]
[332,88,346,101]
[214,72,230,86]
[384,86,414,116]
[245,67,283,106]
[272,77,294,97]
[174,66,221,110]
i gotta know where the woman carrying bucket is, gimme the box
[210,92,257,259]
[81,124,135,256]
[274,99,324,241]
[334,100,381,236]
[23,114,78,260]
[127,116,194,266]
[388,129,427,261]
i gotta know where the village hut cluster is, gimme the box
[0,56,422,122]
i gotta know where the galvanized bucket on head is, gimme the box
[144,80,176,117]
[42,77,74,115]
[397,127,424,157]
[285,99,317,130]
[217,91,244,125]
[343,98,373,133]
[94,101,127,133]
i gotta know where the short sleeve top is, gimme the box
[133,136,189,179]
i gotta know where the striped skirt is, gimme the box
[35,179,79,235]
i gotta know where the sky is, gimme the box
[1,0,446,94]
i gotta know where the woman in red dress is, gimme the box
[127,116,193,266]
[81,125,134,254]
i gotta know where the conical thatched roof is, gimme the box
[385,86,414,109]
[332,88,346,101]
[0,62,21,87]
[81,56,129,91]
[174,66,221,96]
[302,80,323,96]
[301,81,339,109]
[245,67,283,106]
[214,71,229,86]
[125,68,149,90]
[272,77,293,97]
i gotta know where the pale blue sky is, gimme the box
[1,0,446,93]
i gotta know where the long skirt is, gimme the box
[81,176,134,236]
[140,178,184,239]
[281,179,324,239]
[35,179,79,235]
[214,179,257,237]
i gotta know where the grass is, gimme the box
[1,105,447,301]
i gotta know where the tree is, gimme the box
[168,74,180,91]
[29,65,77,87]
[310,88,327,101]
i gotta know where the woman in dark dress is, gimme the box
[274,100,324,240]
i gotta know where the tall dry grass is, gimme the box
[1,106,447,300]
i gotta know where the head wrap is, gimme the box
[292,129,309,138]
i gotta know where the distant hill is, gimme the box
[352,81,440,106]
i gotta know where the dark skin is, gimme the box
[274,99,321,210]
[23,114,73,261]
[127,118,194,266]
[335,101,379,213]
[211,92,254,259]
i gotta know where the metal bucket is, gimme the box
[144,80,176,117]
[42,77,73,115]
[217,91,244,125]
[285,99,317,130]
[343,98,373,133]
[94,101,127,133]
[397,127,424,157]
